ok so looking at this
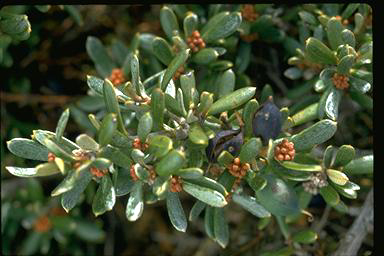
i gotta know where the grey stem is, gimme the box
[331,188,373,256]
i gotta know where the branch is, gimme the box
[0,91,75,105]
[331,188,373,256]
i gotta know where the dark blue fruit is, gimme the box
[206,129,244,162]
[252,96,282,145]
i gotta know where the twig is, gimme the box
[0,91,75,105]
[312,205,331,233]
[331,188,373,256]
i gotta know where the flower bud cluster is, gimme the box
[132,138,149,151]
[228,157,250,178]
[108,68,125,86]
[274,139,295,161]
[302,172,328,195]
[173,65,185,81]
[48,152,55,162]
[241,4,259,22]
[34,215,52,233]
[130,164,139,181]
[332,73,349,90]
[90,167,108,178]
[170,175,183,192]
[187,31,206,53]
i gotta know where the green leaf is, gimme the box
[279,161,322,172]
[180,70,197,110]
[232,193,271,218]
[165,94,186,117]
[317,87,331,120]
[19,232,42,256]
[183,181,227,207]
[188,122,209,148]
[341,29,356,48]
[103,79,128,135]
[217,150,234,167]
[292,230,318,244]
[151,88,166,131]
[76,134,99,151]
[207,87,256,115]
[98,145,132,168]
[337,54,355,75]
[213,207,229,248]
[326,169,349,186]
[130,149,145,166]
[0,14,30,35]
[284,67,302,80]
[332,182,358,199]
[209,60,233,72]
[92,175,116,216]
[327,17,344,50]
[152,37,174,66]
[74,220,105,242]
[114,167,135,196]
[87,75,104,96]
[217,69,235,98]
[148,135,173,158]
[192,48,219,65]
[161,48,190,91]
[333,145,355,167]
[7,138,48,161]
[247,173,267,192]
[323,145,337,168]
[64,5,83,26]
[197,91,214,116]
[204,206,215,239]
[86,36,115,77]
[130,54,145,97]
[160,6,179,40]
[291,119,337,152]
[343,155,373,175]
[138,112,153,142]
[166,191,187,232]
[256,173,300,216]
[189,200,206,222]
[325,86,343,121]
[235,41,251,73]
[269,158,313,181]
[155,149,186,176]
[239,138,262,163]
[5,165,59,177]
[175,167,204,179]
[305,37,338,65]
[186,176,228,196]
[92,158,112,170]
[61,169,92,212]
[349,76,371,94]
[55,108,70,142]
[349,90,372,110]
[243,99,259,138]
[98,113,117,147]
[126,182,144,221]
[34,129,80,153]
[319,185,340,206]
[183,12,198,37]
[176,88,188,117]
[341,4,360,20]
[111,39,129,66]
[201,12,242,43]
[51,170,77,196]
[43,139,76,162]
[298,11,317,25]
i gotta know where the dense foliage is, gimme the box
[2,4,373,255]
